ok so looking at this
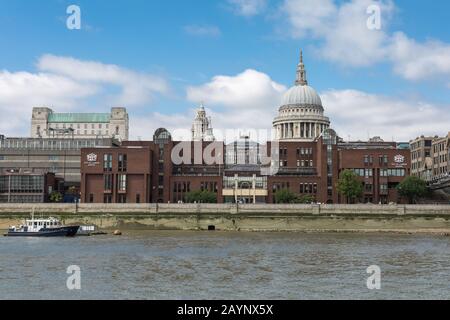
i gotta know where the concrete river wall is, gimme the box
[1,203,450,233]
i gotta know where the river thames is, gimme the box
[0,231,449,300]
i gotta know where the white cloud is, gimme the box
[187,69,286,110]
[322,89,450,141]
[0,70,97,136]
[0,55,169,137]
[183,69,286,140]
[280,0,450,81]
[389,32,450,81]
[38,54,169,106]
[183,25,221,37]
[228,0,267,16]
[185,68,450,142]
[281,0,394,66]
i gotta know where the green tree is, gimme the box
[397,176,427,204]
[274,189,299,204]
[298,194,315,204]
[185,190,217,203]
[49,191,63,203]
[337,169,363,204]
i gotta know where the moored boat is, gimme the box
[4,215,79,237]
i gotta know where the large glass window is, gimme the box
[104,175,113,191]
[118,154,127,172]
[118,174,127,192]
[103,154,112,172]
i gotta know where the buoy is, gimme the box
[113,230,122,236]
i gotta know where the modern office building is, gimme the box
[0,136,118,187]
[31,107,129,141]
[0,168,58,203]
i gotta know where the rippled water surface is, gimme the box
[0,231,449,299]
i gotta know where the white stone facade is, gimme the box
[31,107,129,141]
[191,104,215,141]
[273,51,330,142]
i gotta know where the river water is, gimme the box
[0,231,449,300]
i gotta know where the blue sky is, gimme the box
[0,0,449,141]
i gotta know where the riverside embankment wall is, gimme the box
[1,204,450,233]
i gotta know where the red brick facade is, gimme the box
[80,132,411,204]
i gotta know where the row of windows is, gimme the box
[434,154,448,163]
[433,142,447,153]
[411,150,431,160]
[0,195,43,203]
[88,193,140,204]
[279,148,313,157]
[351,168,406,177]
[299,183,318,194]
[103,153,129,172]
[0,176,44,193]
[0,139,104,150]
[103,174,127,192]
[53,123,109,129]
[364,155,389,166]
[380,169,406,177]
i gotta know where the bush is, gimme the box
[274,189,299,204]
[49,191,63,203]
[185,190,217,203]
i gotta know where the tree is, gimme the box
[397,176,427,204]
[298,194,315,204]
[337,169,363,204]
[185,190,217,203]
[49,191,63,203]
[274,189,299,204]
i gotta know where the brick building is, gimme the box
[338,139,411,204]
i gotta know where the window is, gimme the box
[117,194,126,203]
[103,194,112,203]
[118,154,127,172]
[103,154,112,172]
[118,174,127,192]
[104,175,113,191]
[136,194,140,203]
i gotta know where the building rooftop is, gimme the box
[48,113,111,123]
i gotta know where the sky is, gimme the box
[0,0,449,141]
